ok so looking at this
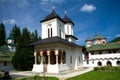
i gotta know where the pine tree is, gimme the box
[12,27,34,70]
[11,24,21,44]
[0,23,6,46]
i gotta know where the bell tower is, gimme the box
[40,7,65,39]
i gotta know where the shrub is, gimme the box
[94,66,120,72]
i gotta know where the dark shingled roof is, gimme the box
[63,14,74,25]
[40,10,65,23]
[29,36,81,47]
[66,35,78,40]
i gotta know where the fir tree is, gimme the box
[0,23,6,46]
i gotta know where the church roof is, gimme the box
[94,35,106,40]
[0,45,14,62]
[29,36,81,47]
[65,35,78,40]
[40,10,65,23]
[63,14,74,25]
[7,33,14,40]
[87,41,120,52]
[86,37,92,41]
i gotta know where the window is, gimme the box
[4,61,7,66]
[108,51,112,53]
[67,26,69,34]
[91,52,94,55]
[86,60,89,64]
[59,29,61,37]
[48,29,50,38]
[48,28,52,38]
[116,61,120,66]
[51,28,52,37]
[70,56,72,64]
[79,56,80,62]
[113,50,116,53]
[97,61,102,66]
[99,51,102,54]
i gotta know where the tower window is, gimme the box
[48,29,50,38]
[51,28,52,37]
[70,56,72,64]
[59,29,61,37]
[48,28,53,38]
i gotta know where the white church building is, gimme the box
[83,35,120,67]
[30,9,83,73]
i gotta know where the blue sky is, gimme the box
[0,0,120,45]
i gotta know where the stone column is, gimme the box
[47,51,50,64]
[40,51,43,64]
[34,51,37,64]
[55,50,59,64]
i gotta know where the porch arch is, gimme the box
[106,61,112,66]
[116,61,120,66]
[97,61,102,66]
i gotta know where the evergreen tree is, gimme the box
[0,23,6,46]
[11,24,21,44]
[12,27,34,70]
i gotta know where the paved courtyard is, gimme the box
[10,67,93,80]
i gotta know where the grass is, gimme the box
[67,70,120,80]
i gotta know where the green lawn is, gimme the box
[67,70,120,80]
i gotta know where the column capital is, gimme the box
[47,50,50,55]
[40,51,43,56]
[34,51,37,57]
[55,50,59,55]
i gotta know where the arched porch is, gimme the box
[32,49,66,73]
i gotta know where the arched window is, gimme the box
[63,51,66,64]
[106,61,112,66]
[36,51,41,64]
[47,24,52,38]
[116,61,120,66]
[97,61,102,66]
[59,25,62,38]
[43,51,48,64]
[50,50,56,64]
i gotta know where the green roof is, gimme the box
[0,46,14,62]
[110,37,120,42]
[8,43,16,47]
[7,33,14,40]
[94,35,106,40]
[87,42,120,52]
[0,45,9,51]
[86,37,92,41]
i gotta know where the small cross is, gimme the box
[52,6,55,10]
[64,10,67,14]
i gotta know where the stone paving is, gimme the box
[10,67,93,80]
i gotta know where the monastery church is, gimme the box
[30,9,83,73]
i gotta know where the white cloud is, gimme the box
[40,0,48,5]
[116,34,120,37]
[80,3,96,12]
[3,19,16,24]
